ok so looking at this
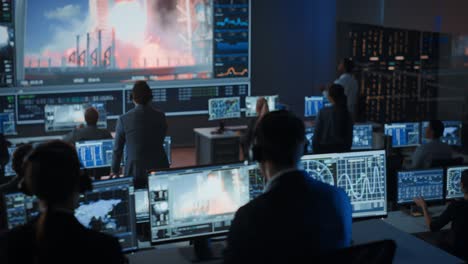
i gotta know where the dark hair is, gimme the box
[132,81,153,105]
[328,84,348,109]
[343,58,354,73]
[254,110,305,166]
[12,144,33,178]
[25,140,81,205]
[462,170,468,194]
[84,107,99,126]
[429,120,444,139]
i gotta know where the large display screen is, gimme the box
[19,0,249,86]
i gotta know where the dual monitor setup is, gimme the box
[2,150,389,252]
[208,95,278,121]
[384,121,463,148]
[396,166,467,205]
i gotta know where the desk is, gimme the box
[194,126,247,165]
[384,206,448,234]
[353,219,461,263]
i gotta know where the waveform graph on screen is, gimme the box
[336,153,386,217]
[22,0,214,86]
[301,157,336,186]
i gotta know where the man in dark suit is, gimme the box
[224,110,352,264]
[62,107,112,144]
[111,81,169,187]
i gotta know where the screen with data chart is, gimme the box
[352,124,373,150]
[245,95,278,117]
[208,97,241,120]
[301,150,387,218]
[421,121,463,146]
[75,177,137,252]
[3,192,39,230]
[384,122,420,148]
[76,139,114,169]
[304,96,324,117]
[446,166,468,199]
[148,163,262,244]
[397,169,444,204]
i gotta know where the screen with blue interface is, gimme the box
[44,103,107,132]
[304,96,324,117]
[446,166,468,199]
[0,112,16,135]
[305,127,315,154]
[4,147,16,177]
[0,0,15,87]
[301,150,387,218]
[245,95,278,117]
[421,121,463,146]
[384,122,420,147]
[76,139,114,169]
[3,192,40,230]
[352,124,373,150]
[75,177,137,252]
[148,163,262,244]
[208,97,241,120]
[397,169,444,204]
[135,189,150,224]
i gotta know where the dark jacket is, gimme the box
[112,104,169,186]
[313,106,353,154]
[0,210,126,264]
[224,170,352,264]
[62,125,112,144]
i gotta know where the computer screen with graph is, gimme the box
[208,97,241,120]
[300,150,387,218]
[75,177,137,252]
[446,166,468,199]
[421,121,463,146]
[397,169,444,204]
[384,122,420,148]
[304,96,324,117]
[245,95,278,117]
[148,163,262,244]
[352,124,373,150]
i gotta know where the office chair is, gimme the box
[431,157,464,168]
[318,240,397,264]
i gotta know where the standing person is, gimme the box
[313,84,353,154]
[242,97,269,159]
[111,81,169,187]
[224,111,352,263]
[334,58,359,121]
[62,107,112,144]
[414,170,468,261]
[0,141,126,263]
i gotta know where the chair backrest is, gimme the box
[320,240,397,264]
[431,157,464,168]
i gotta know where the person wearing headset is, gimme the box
[224,110,352,263]
[0,141,126,263]
[111,81,169,187]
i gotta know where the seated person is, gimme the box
[414,170,468,261]
[410,120,453,169]
[0,141,126,263]
[313,84,353,154]
[241,97,269,159]
[0,144,33,194]
[224,110,352,263]
[63,107,112,144]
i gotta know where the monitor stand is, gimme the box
[211,121,226,135]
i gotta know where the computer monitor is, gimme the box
[352,124,373,150]
[0,112,16,135]
[397,169,444,204]
[4,147,16,177]
[148,163,262,244]
[304,96,324,117]
[3,192,40,230]
[44,103,107,132]
[421,121,463,146]
[208,97,241,121]
[245,95,278,117]
[75,177,137,252]
[301,150,387,219]
[384,122,420,148]
[305,127,315,154]
[135,189,150,224]
[446,166,468,199]
[76,139,114,169]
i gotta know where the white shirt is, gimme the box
[410,139,453,169]
[334,73,359,120]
